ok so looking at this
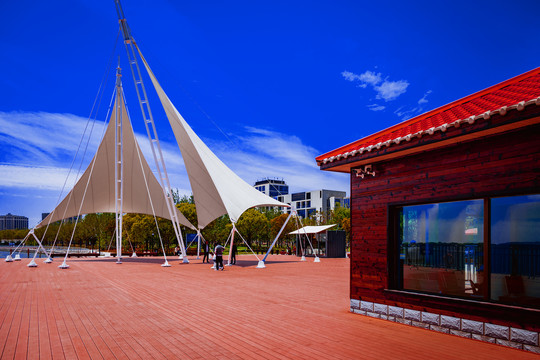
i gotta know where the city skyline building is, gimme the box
[253,178,289,198]
[278,189,347,219]
[253,178,348,219]
[0,213,29,230]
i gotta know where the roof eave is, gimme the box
[319,103,540,173]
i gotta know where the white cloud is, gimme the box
[341,70,360,82]
[374,80,409,101]
[367,104,385,112]
[358,70,382,86]
[418,90,432,105]
[0,111,105,166]
[393,90,433,120]
[394,106,423,121]
[342,70,408,102]
[206,126,348,193]
[0,111,349,225]
[0,164,78,191]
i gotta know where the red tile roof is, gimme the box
[317,67,540,165]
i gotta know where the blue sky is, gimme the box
[1,0,539,227]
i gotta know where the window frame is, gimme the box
[389,193,539,307]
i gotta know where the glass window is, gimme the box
[398,200,484,298]
[490,195,540,307]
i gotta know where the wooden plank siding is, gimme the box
[350,121,540,332]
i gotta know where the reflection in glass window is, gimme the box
[491,195,540,307]
[399,200,484,298]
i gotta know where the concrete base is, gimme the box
[14,253,21,261]
[350,298,540,354]
[116,259,122,264]
[314,256,321,263]
[44,258,53,263]
[131,252,137,258]
[182,258,189,264]
[58,262,69,269]
[300,255,306,261]
[161,261,171,267]
[27,259,38,267]
[256,260,266,269]
[5,255,13,262]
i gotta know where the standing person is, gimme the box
[174,246,179,256]
[231,243,237,265]
[202,240,210,263]
[214,243,224,271]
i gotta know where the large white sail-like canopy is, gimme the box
[37,90,194,229]
[137,48,289,229]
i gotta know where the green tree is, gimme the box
[328,205,351,248]
[236,208,270,247]
[202,215,231,247]
[176,202,198,231]
[262,208,282,221]
[126,214,157,252]
[171,189,194,205]
[270,213,296,248]
[329,205,350,229]
[79,213,115,251]
[155,217,177,253]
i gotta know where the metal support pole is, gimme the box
[263,212,292,262]
[27,231,50,267]
[114,63,124,264]
[115,3,190,262]
[226,224,236,266]
[196,229,201,259]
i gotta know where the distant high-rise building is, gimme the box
[277,190,347,219]
[254,178,289,199]
[0,213,29,230]
[42,213,50,221]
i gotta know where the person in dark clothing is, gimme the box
[231,243,237,265]
[202,241,210,263]
[214,243,224,271]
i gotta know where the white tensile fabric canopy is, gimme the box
[138,48,289,229]
[37,90,194,229]
[288,224,337,235]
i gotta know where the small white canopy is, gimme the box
[37,90,194,229]
[289,224,337,235]
[138,48,289,229]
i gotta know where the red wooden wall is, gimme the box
[350,121,540,331]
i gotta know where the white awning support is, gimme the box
[262,212,293,263]
[27,230,50,268]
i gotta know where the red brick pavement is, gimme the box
[0,255,535,359]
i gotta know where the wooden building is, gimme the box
[317,68,540,352]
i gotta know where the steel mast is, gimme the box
[114,61,124,264]
[114,0,189,263]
